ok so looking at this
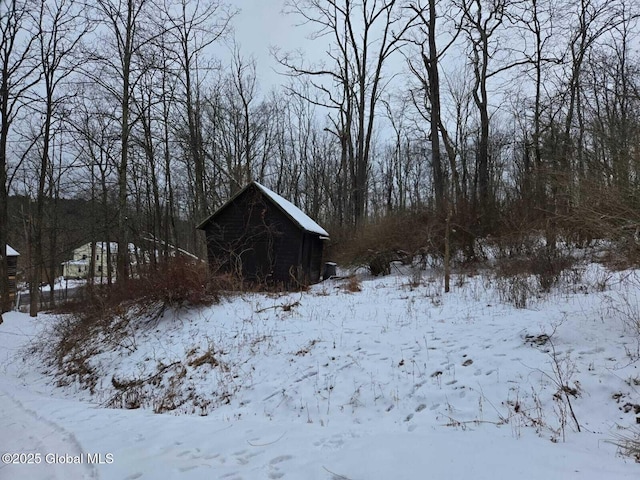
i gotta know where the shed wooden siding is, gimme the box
[8,254,17,301]
[7,257,18,298]
[307,233,324,283]
[200,183,327,285]
[203,185,304,283]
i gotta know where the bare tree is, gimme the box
[278,0,417,225]
[406,0,461,216]
[454,0,528,230]
[508,0,560,211]
[457,0,498,228]
[24,0,89,315]
[68,92,120,285]
[87,0,159,284]
[160,0,235,226]
[0,0,40,313]
[221,47,262,191]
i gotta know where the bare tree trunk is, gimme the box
[93,0,153,287]
[0,0,39,313]
[28,0,87,314]
[408,1,457,217]
[161,0,234,257]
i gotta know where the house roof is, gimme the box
[6,245,19,256]
[78,242,138,254]
[197,181,329,237]
[141,235,200,260]
[61,259,89,266]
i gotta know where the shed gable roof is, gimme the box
[197,181,329,237]
[6,244,19,256]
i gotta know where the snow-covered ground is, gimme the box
[1,264,639,479]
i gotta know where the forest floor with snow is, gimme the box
[1,261,640,479]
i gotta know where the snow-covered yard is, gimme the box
[1,264,639,479]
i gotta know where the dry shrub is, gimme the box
[610,430,640,462]
[495,274,536,309]
[493,239,574,294]
[55,258,225,316]
[561,178,640,267]
[326,208,484,275]
[530,248,573,292]
[343,275,362,292]
[133,259,221,307]
[326,212,434,270]
[41,258,227,392]
[490,235,576,308]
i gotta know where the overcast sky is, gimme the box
[223,0,318,91]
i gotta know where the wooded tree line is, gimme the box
[2,0,640,313]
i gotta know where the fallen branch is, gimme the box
[256,301,300,313]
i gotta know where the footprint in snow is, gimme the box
[235,449,263,465]
[220,473,242,480]
[268,455,293,479]
[270,455,293,465]
[178,465,198,473]
[314,435,346,450]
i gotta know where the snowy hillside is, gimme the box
[1,264,639,479]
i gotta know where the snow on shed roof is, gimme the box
[197,182,329,237]
[253,182,329,237]
[6,245,19,256]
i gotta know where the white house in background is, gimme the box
[62,242,135,279]
[62,240,199,280]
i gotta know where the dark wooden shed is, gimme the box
[6,245,19,303]
[197,182,329,285]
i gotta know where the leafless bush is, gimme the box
[603,272,640,341]
[365,250,396,276]
[546,344,582,441]
[132,259,223,308]
[342,275,362,293]
[495,274,537,309]
[38,259,233,395]
[326,212,435,268]
[530,248,574,292]
[609,429,640,462]
[525,324,581,442]
[491,241,576,309]
[494,244,574,293]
